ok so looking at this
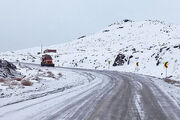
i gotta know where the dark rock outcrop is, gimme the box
[113,53,126,66]
[123,19,132,22]
[103,30,110,33]
[78,36,86,39]
[0,59,19,78]
[174,45,180,49]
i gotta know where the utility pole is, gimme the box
[41,44,43,54]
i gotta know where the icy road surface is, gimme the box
[0,65,180,120]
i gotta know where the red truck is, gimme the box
[41,54,55,67]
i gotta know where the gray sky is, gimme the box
[0,0,180,52]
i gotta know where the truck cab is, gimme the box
[41,54,55,67]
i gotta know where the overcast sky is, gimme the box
[0,0,180,52]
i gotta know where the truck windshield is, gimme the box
[43,55,52,60]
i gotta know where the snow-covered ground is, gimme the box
[0,20,180,120]
[1,20,180,80]
[137,73,180,108]
[153,77,180,107]
[0,63,98,107]
[0,19,180,110]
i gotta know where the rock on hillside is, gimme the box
[0,59,20,78]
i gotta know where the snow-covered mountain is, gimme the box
[1,20,180,80]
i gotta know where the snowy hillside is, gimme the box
[1,20,180,80]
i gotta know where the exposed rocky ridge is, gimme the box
[0,59,20,78]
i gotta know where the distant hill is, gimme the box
[1,20,180,80]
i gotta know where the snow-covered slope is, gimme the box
[1,20,180,80]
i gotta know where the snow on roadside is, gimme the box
[145,75,180,107]
[0,64,97,107]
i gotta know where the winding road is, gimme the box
[0,66,180,120]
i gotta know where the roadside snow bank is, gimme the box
[0,64,97,107]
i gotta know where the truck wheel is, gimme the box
[41,62,44,66]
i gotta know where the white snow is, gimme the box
[1,19,180,109]
[1,20,180,80]
[134,93,145,120]
[0,68,109,120]
[151,76,180,108]
[0,63,99,107]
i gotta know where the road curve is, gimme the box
[0,66,180,120]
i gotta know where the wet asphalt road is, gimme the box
[0,66,180,120]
